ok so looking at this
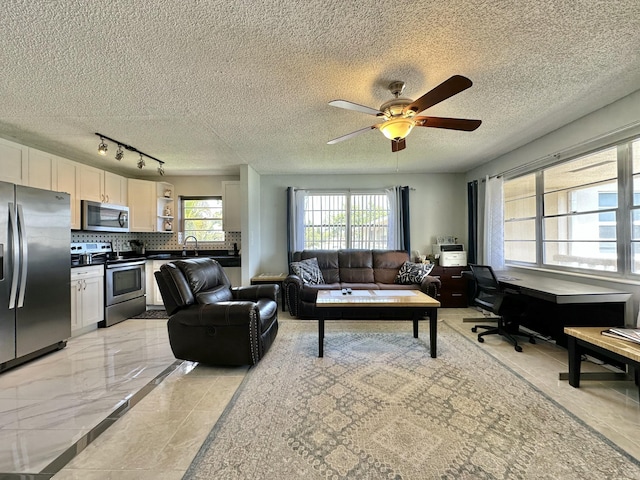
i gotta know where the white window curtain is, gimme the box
[385,186,403,250]
[483,175,505,269]
[287,188,307,253]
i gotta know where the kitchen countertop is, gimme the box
[71,250,241,268]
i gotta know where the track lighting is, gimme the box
[94,133,165,175]
[97,137,108,156]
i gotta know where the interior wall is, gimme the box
[241,165,261,284]
[257,172,467,275]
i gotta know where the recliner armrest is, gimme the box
[232,284,279,302]
[420,275,441,298]
[170,302,259,327]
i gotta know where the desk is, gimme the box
[494,271,631,346]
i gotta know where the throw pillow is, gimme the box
[395,261,434,284]
[290,257,325,285]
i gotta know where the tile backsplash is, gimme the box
[70,231,241,253]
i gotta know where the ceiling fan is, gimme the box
[327,75,481,152]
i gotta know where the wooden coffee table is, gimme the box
[315,289,440,358]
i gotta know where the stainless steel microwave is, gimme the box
[81,200,130,232]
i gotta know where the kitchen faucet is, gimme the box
[182,236,199,256]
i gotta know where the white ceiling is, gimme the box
[2,1,640,178]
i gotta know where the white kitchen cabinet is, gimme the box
[27,148,55,190]
[70,265,104,335]
[77,164,104,203]
[128,178,156,232]
[222,181,241,232]
[147,259,173,306]
[0,138,29,185]
[53,157,81,229]
[103,171,128,205]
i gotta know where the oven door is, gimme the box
[105,262,146,306]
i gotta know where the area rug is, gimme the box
[184,320,640,479]
[129,309,168,319]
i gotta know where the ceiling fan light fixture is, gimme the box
[379,118,415,141]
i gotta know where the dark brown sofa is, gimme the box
[284,249,440,319]
[154,257,279,366]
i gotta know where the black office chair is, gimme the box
[468,264,534,352]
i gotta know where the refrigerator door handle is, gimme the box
[16,204,28,308]
[8,203,19,309]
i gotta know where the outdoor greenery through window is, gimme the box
[303,192,389,249]
[181,196,224,242]
[503,136,640,275]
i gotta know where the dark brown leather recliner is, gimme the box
[154,257,279,366]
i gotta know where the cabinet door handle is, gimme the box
[83,279,87,290]
[451,293,463,297]
[77,282,82,291]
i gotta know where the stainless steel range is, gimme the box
[71,242,146,327]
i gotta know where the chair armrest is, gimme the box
[170,302,258,327]
[232,284,279,302]
[420,275,441,299]
[283,274,303,316]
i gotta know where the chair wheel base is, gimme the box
[478,336,484,343]
[471,327,478,333]
[515,345,523,352]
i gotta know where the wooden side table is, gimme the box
[250,273,288,312]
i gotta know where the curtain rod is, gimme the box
[484,120,640,181]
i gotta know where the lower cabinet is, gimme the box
[71,265,104,335]
[431,265,468,308]
[147,260,172,306]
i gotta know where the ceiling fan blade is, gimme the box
[414,116,482,131]
[404,75,473,115]
[327,125,379,144]
[391,138,406,152]
[329,99,383,116]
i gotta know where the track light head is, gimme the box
[115,145,124,161]
[97,137,108,156]
[137,155,145,169]
[157,164,165,176]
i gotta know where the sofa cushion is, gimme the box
[339,250,374,283]
[297,250,340,283]
[290,257,325,285]
[373,250,410,283]
[395,261,434,284]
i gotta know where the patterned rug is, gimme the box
[184,320,640,479]
[129,309,168,319]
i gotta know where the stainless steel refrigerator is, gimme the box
[0,181,71,371]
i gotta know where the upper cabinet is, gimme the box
[127,179,156,232]
[77,165,104,203]
[103,171,128,206]
[77,165,127,206]
[54,157,81,229]
[0,138,29,185]
[27,148,55,190]
[222,181,241,232]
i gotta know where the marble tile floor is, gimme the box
[2,309,639,479]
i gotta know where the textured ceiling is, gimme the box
[2,0,640,177]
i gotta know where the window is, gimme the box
[503,136,640,275]
[181,196,224,242]
[302,192,389,250]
